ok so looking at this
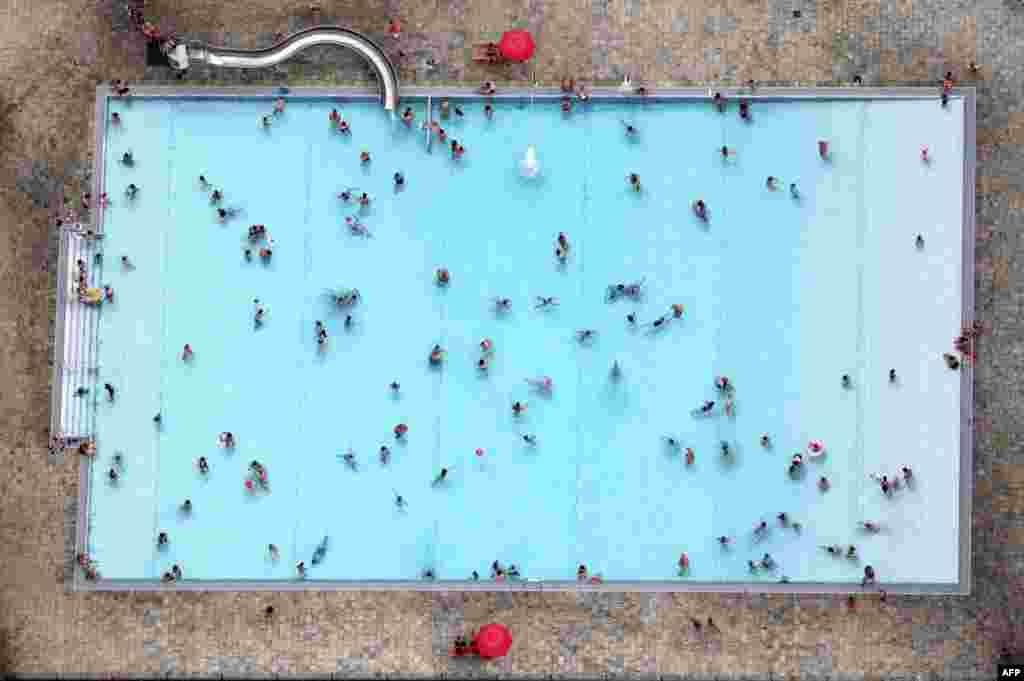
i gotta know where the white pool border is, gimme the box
[69,85,975,594]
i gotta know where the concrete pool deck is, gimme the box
[67,84,976,594]
[0,0,1019,675]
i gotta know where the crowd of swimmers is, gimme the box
[71,81,973,585]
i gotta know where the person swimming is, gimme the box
[125,183,139,199]
[197,456,209,474]
[691,400,715,416]
[121,151,134,166]
[512,401,527,417]
[429,344,445,365]
[393,172,405,187]
[628,173,641,192]
[693,199,708,220]
[534,296,559,309]
[525,376,553,393]
[576,329,597,343]
[493,297,512,312]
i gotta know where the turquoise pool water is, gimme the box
[87,93,965,585]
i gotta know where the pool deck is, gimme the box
[0,0,1019,675]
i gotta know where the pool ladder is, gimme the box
[425,96,433,153]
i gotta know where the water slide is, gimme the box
[167,25,400,111]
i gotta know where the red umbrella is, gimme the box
[474,623,513,658]
[498,30,536,62]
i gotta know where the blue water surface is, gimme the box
[88,94,965,584]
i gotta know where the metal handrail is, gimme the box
[169,26,400,111]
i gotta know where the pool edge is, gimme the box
[70,85,976,595]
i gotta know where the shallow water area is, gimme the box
[84,91,966,587]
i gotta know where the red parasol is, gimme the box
[498,30,536,62]
[474,623,513,658]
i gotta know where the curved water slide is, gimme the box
[167,25,400,110]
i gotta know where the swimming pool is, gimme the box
[71,86,973,590]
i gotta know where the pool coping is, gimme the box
[71,85,975,594]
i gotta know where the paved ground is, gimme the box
[0,0,1021,676]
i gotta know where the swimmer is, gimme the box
[477,357,489,371]
[626,313,637,326]
[846,545,857,560]
[512,401,527,416]
[717,535,732,546]
[621,120,637,136]
[753,520,767,535]
[916,234,925,249]
[121,151,134,166]
[394,423,409,439]
[104,382,116,401]
[389,381,400,393]
[216,207,239,222]
[693,199,708,220]
[483,103,494,118]
[311,536,328,564]
[861,565,876,586]
[777,512,788,526]
[685,448,695,465]
[766,176,777,190]
[647,314,671,331]
[821,544,841,556]
[120,255,133,269]
[182,343,194,360]
[379,446,391,465]
[261,115,272,128]
[943,353,961,370]
[401,107,414,125]
[859,521,881,532]
[394,491,405,509]
[218,432,235,448]
[671,303,685,319]
[921,146,929,163]
[181,499,192,513]
[557,231,570,253]
[576,329,597,343]
[393,171,405,187]
[577,564,588,580]
[479,338,494,354]
[561,96,572,113]
[522,434,537,446]
[692,400,716,416]
[329,109,340,125]
[760,434,771,448]
[253,298,265,326]
[663,436,681,450]
[842,374,851,388]
[296,561,306,577]
[432,467,449,486]
[739,100,750,120]
[435,268,450,286]
[627,173,642,192]
[790,183,799,199]
[338,119,350,134]
[493,297,512,312]
[111,112,121,126]
[455,105,465,117]
[210,189,223,203]
[534,296,559,309]
[273,97,286,115]
[900,465,913,481]
[525,376,553,393]
[157,531,169,546]
[345,215,371,237]
[429,344,445,364]
[818,476,830,491]
[712,91,725,113]
[125,183,139,199]
[360,150,371,164]
[451,140,465,159]
[108,467,119,482]
[720,441,731,457]
[889,368,897,382]
[268,544,280,560]
[720,145,731,159]
[197,456,209,474]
